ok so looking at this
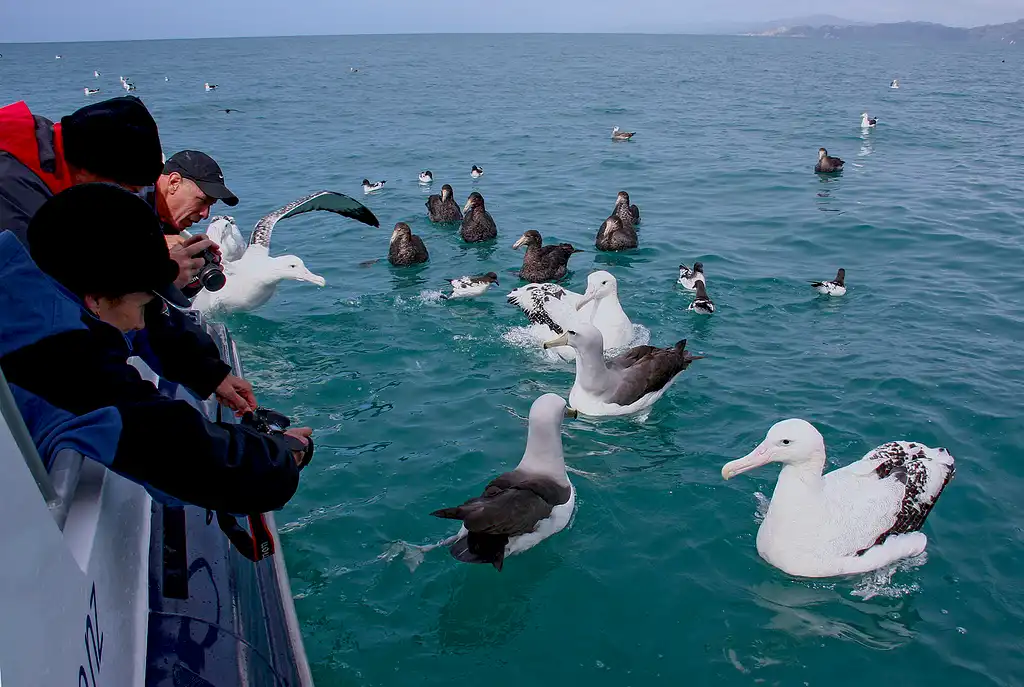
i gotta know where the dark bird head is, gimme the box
[362,179,370,185]
[472,165,483,173]
[391,222,413,243]
[603,215,623,232]
[818,147,828,159]
[482,272,499,284]
[835,268,845,284]
[512,229,542,250]
[616,191,630,205]
[441,184,454,200]
[693,261,704,273]
[463,191,484,214]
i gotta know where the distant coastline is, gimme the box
[742,19,1024,44]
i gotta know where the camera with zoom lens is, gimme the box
[241,407,314,469]
[195,247,226,292]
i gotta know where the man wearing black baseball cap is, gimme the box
[153,150,238,234]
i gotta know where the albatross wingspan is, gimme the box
[250,190,380,248]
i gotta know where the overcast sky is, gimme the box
[2,0,1023,43]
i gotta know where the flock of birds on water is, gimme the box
[43,55,957,578]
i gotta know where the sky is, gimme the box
[1,0,1023,43]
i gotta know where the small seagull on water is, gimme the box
[419,170,433,184]
[84,88,100,96]
[861,112,878,128]
[442,272,500,300]
[677,262,705,290]
[611,126,635,141]
[688,280,715,315]
[362,179,386,194]
[471,165,484,178]
[205,82,218,91]
[93,70,100,77]
[811,268,846,296]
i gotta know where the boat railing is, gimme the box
[0,365,81,531]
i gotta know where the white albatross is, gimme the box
[192,191,379,314]
[722,419,955,578]
[544,324,701,417]
[861,112,878,128]
[507,270,635,362]
[431,393,578,571]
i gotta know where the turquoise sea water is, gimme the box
[3,33,1024,686]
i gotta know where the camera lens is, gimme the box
[196,248,226,292]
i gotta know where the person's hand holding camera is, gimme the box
[284,427,313,467]
[170,234,222,289]
[215,374,257,415]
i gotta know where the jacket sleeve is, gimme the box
[142,300,231,399]
[1,330,299,513]
[0,151,51,244]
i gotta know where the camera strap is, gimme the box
[215,511,276,562]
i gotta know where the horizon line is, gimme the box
[2,18,1021,46]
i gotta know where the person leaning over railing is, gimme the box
[0,95,257,415]
[0,184,313,513]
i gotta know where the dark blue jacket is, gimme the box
[0,233,300,513]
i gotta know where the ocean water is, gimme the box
[3,33,1024,686]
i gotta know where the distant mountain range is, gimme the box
[745,19,1024,43]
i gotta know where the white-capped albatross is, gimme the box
[722,419,955,577]
[544,323,701,416]
[192,191,379,314]
[431,393,578,571]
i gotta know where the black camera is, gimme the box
[195,247,226,292]
[241,407,314,469]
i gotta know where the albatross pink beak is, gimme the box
[722,443,773,480]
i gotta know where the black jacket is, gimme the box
[1,307,300,513]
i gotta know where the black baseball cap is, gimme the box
[28,183,191,308]
[61,96,163,187]
[163,150,239,207]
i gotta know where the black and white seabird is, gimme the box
[688,280,715,314]
[460,192,497,243]
[512,230,582,282]
[811,268,846,296]
[443,272,499,300]
[388,222,429,266]
[471,165,484,178]
[431,394,578,571]
[677,262,705,290]
[425,184,462,223]
[363,179,386,194]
